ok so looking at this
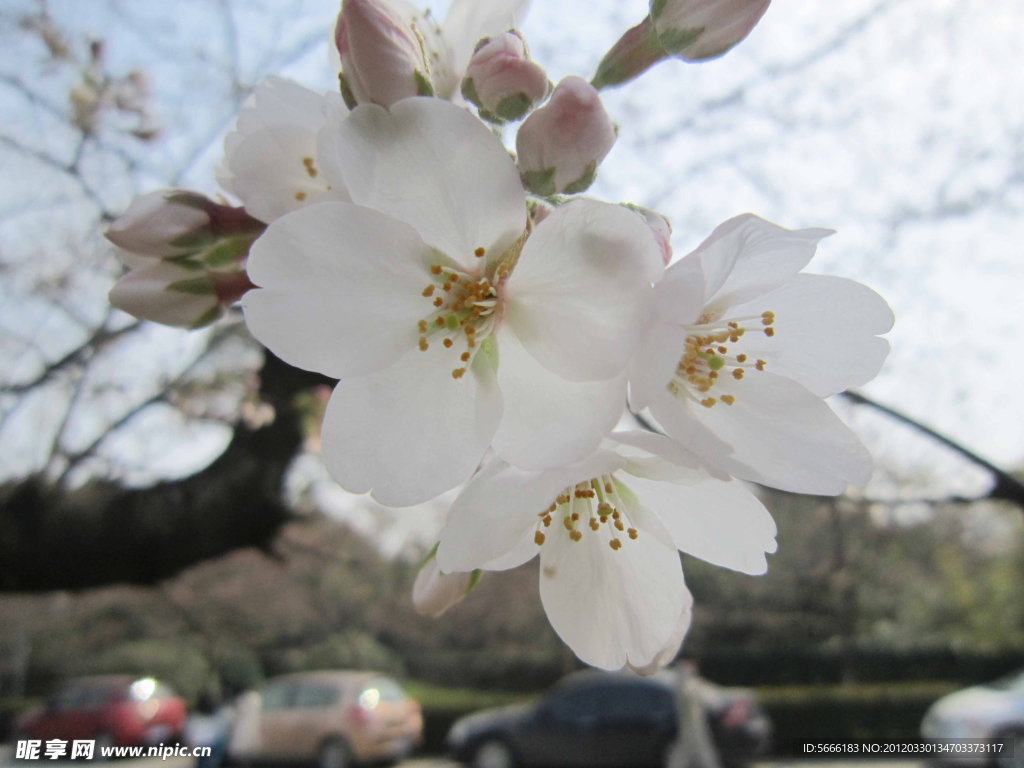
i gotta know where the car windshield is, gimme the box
[987,669,1024,691]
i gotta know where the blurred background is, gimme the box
[1,0,1023,761]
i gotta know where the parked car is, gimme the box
[921,667,1024,766]
[446,670,771,768]
[14,675,186,748]
[227,671,422,768]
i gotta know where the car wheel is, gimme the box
[472,740,516,768]
[993,728,1024,768]
[318,739,350,768]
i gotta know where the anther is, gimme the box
[701,398,716,408]
[733,369,744,380]
[474,247,485,258]
[294,191,306,201]
[614,520,624,531]
[543,516,552,527]
[611,510,620,519]
[563,517,573,531]
[628,528,638,540]
[433,297,444,307]
[736,354,747,362]
[431,265,443,275]
[721,395,735,405]
[570,530,583,542]
[461,352,470,361]
[764,327,775,337]
[756,359,766,371]
[302,157,317,177]
[418,320,427,333]
[590,520,599,531]
[451,368,466,379]
[609,539,622,551]
[718,346,727,353]
[604,482,613,493]
[534,531,545,546]
[448,274,459,283]
[422,285,435,297]
[435,317,445,327]
[442,282,451,292]
[418,337,428,351]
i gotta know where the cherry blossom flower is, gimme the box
[435,431,777,670]
[216,76,350,224]
[242,98,663,506]
[630,214,894,496]
[651,0,771,62]
[461,31,551,123]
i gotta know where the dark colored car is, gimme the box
[15,676,187,749]
[446,671,770,768]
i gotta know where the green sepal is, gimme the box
[163,255,206,270]
[465,569,482,595]
[657,26,704,55]
[200,234,255,269]
[414,70,435,97]
[188,305,223,330]
[418,542,440,570]
[461,76,483,108]
[561,162,598,195]
[338,73,358,110]
[168,229,215,250]
[494,92,533,122]
[650,0,668,21]
[521,167,557,197]
[167,276,215,295]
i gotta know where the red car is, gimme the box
[16,676,186,749]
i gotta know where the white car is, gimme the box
[920,668,1024,767]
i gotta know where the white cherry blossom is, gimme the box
[630,214,894,496]
[217,76,350,224]
[436,431,777,670]
[242,98,663,506]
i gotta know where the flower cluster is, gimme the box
[105,0,893,673]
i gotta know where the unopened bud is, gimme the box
[626,591,693,676]
[109,262,222,329]
[515,76,617,196]
[334,0,434,109]
[650,0,771,61]
[628,205,673,265]
[105,190,212,257]
[412,550,479,618]
[462,32,550,123]
[592,18,669,90]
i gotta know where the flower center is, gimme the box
[414,236,525,379]
[668,310,776,408]
[533,474,639,552]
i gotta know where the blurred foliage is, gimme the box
[275,631,406,678]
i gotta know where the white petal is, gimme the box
[654,251,705,325]
[320,343,503,507]
[623,471,777,575]
[242,202,437,379]
[656,371,873,495]
[628,318,690,412]
[442,0,532,78]
[436,452,626,573]
[726,275,894,397]
[108,262,217,328]
[482,530,540,571]
[491,325,628,471]
[686,214,832,315]
[539,499,686,670]
[609,430,705,482]
[319,98,526,266]
[627,588,694,676]
[504,199,663,382]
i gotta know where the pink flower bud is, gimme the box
[515,76,617,196]
[651,0,771,61]
[412,554,476,618]
[591,17,669,90]
[631,205,673,265]
[461,31,550,123]
[108,262,222,329]
[334,0,434,109]
[105,190,212,257]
